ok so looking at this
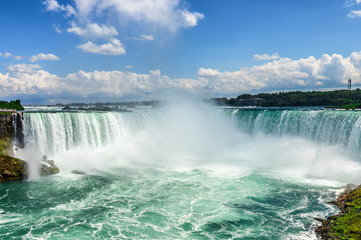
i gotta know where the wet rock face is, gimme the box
[0,114,12,141]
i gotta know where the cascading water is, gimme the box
[2,105,361,239]
[230,108,361,153]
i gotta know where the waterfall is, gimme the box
[230,109,361,153]
[23,110,159,156]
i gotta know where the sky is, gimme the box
[1,0,361,104]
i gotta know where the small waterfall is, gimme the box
[11,112,24,149]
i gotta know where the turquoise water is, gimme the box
[3,105,361,239]
[0,170,338,239]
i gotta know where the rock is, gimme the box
[40,156,60,176]
[47,160,55,168]
[0,155,27,182]
[71,170,86,175]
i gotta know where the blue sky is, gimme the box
[1,0,361,104]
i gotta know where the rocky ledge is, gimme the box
[0,154,27,182]
[315,184,361,239]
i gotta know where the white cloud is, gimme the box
[254,53,280,61]
[0,52,13,58]
[1,64,60,96]
[14,56,25,61]
[2,52,361,102]
[43,0,76,17]
[138,35,155,41]
[347,9,361,18]
[0,52,25,61]
[72,0,204,32]
[53,24,62,34]
[345,0,361,7]
[67,22,118,39]
[30,53,60,62]
[197,53,361,93]
[6,64,42,74]
[180,10,204,27]
[77,38,126,55]
[125,65,134,69]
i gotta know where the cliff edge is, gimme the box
[315,185,361,239]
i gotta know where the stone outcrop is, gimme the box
[40,155,60,176]
[0,155,27,182]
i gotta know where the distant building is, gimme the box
[348,78,352,90]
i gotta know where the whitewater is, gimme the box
[1,103,361,239]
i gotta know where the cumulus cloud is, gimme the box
[181,10,204,27]
[30,53,60,62]
[6,64,42,74]
[124,65,134,69]
[64,0,203,32]
[67,22,118,39]
[198,53,361,93]
[77,38,126,55]
[43,0,76,17]
[2,52,361,102]
[254,53,280,61]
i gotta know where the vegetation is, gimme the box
[328,187,361,239]
[209,89,361,108]
[0,99,24,111]
[0,140,9,155]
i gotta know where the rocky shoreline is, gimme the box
[315,184,361,239]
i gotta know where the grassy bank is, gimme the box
[316,186,361,239]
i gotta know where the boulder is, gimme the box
[40,155,60,176]
[0,155,27,182]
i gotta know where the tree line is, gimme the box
[208,89,361,108]
[0,99,24,111]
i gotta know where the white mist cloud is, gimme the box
[2,52,361,102]
[124,65,134,69]
[254,53,280,61]
[67,22,118,39]
[77,38,126,55]
[30,53,60,62]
